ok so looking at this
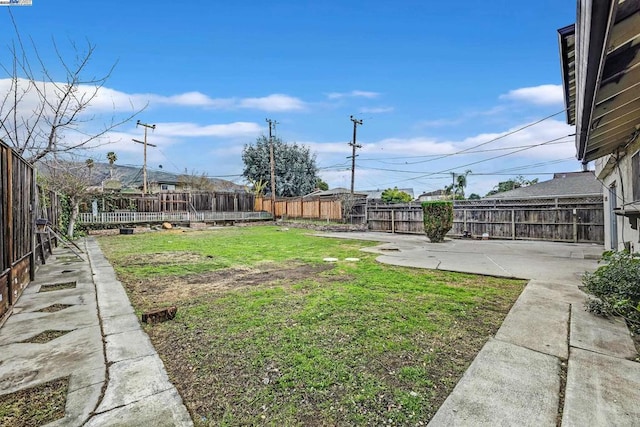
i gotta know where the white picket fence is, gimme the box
[78,211,272,224]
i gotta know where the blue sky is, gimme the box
[2,1,579,196]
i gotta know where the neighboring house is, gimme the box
[484,171,602,200]
[559,1,640,251]
[417,189,448,202]
[83,163,244,194]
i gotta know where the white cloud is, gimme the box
[326,90,380,100]
[499,84,564,106]
[0,78,307,115]
[237,94,306,112]
[359,106,394,114]
[153,121,262,138]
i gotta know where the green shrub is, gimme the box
[582,250,640,333]
[421,201,453,243]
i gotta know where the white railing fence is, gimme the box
[78,211,272,224]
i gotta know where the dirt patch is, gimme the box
[125,263,336,310]
[37,304,74,313]
[38,282,76,293]
[124,251,206,266]
[22,330,70,344]
[0,377,69,426]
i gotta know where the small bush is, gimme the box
[582,250,640,333]
[422,201,453,243]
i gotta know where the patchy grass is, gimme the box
[37,282,76,293]
[0,377,68,426]
[98,226,524,426]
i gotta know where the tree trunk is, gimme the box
[67,198,80,239]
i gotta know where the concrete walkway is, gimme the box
[0,238,192,426]
[316,233,640,426]
[1,231,638,426]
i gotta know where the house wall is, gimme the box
[596,149,640,252]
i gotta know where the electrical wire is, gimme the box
[358,139,573,165]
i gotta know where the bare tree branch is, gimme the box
[0,11,144,163]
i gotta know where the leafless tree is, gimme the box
[0,12,142,163]
[39,158,96,238]
[178,170,217,192]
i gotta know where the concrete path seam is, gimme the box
[90,385,176,416]
[81,238,110,426]
[484,254,512,276]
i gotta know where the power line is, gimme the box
[382,133,575,187]
[357,139,573,165]
[373,109,568,170]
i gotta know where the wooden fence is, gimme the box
[367,197,605,244]
[83,191,255,213]
[0,141,62,322]
[255,197,344,221]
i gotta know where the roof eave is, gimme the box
[575,0,618,162]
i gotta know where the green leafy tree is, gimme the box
[242,136,319,197]
[486,176,538,196]
[468,193,481,200]
[316,178,329,191]
[444,170,472,199]
[381,187,413,203]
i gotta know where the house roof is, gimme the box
[559,0,640,162]
[304,187,368,198]
[485,171,602,199]
[418,189,447,198]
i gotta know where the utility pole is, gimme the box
[451,172,456,199]
[349,115,363,195]
[134,120,156,194]
[266,118,279,218]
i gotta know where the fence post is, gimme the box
[573,208,578,243]
[511,209,515,240]
[391,210,395,234]
[463,209,467,234]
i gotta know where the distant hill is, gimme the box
[39,161,245,193]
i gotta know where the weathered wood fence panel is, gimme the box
[453,208,604,243]
[86,192,254,213]
[368,204,424,234]
[366,199,605,244]
[0,140,63,321]
[1,141,56,320]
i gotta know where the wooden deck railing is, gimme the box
[78,210,272,224]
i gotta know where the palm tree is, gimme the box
[106,151,117,178]
[455,170,472,199]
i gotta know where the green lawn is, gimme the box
[98,226,524,426]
